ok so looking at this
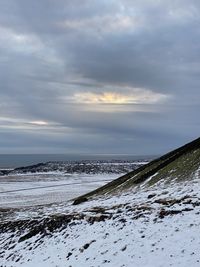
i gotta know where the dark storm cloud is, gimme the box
[0,0,199,154]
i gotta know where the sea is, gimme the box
[0,154,156,168]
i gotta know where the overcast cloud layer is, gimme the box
[0,0,199,155]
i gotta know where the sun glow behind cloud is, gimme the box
[73,89,170,105]
[29,120,49,126]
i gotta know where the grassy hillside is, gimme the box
[74,137,200,202]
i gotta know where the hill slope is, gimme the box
[1,137,200,267]
[74,137,200,202]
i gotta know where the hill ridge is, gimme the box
[74,137,200,201]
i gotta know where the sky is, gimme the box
[0,0,199,155]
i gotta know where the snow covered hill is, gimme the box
[0,137,200,267]
[0,160,149,176]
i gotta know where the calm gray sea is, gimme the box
[0,154,156,168]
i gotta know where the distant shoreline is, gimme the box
[0,154,157,168]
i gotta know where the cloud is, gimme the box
[58,14,139,35]
[0,0,199,154]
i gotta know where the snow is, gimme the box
[0,160,147,209]
[1,176,200,266]
[0,173,118,208]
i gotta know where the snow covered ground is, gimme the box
[0,172,118,208]
[1,175,200,267]
[0,160,149,209]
